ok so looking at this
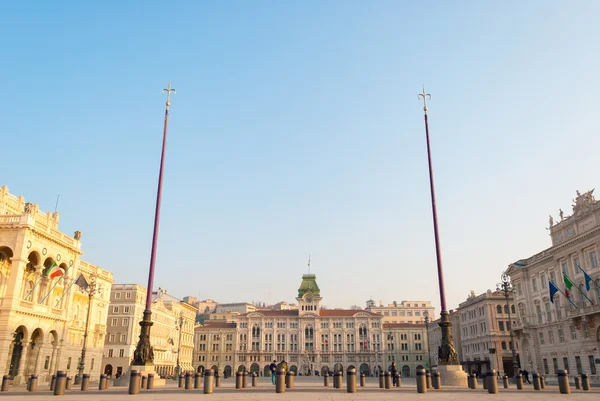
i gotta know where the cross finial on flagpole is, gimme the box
[162,80,176,110]
[417,86,431,115]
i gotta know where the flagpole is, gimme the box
[550,281,578,308]
[577,264,600,290]
[24,269,49,302]
[55,274,79,308]
[565,273,594,305]
[40,263,73,304]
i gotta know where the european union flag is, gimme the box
[549,281,559,303]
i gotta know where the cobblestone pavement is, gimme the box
[1,377,597,400]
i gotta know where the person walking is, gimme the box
[390,362,398,385]
[523,369,531,384]
[270,360,277,384]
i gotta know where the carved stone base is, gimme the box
[437,364,468,387]
[113,365,166,387]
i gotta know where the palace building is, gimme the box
[0,186,114,384]
[193,274,428,377]
[507,189,600,380]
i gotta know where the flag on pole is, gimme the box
[563,273,574,299]
[43,261,64,279]
[549,281,559,303]
[579,266,594,291]
[74,274,89,291]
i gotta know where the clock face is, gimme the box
[306,295,314,303]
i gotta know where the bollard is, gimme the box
[432,371,441,389]
[333,371,340,388]
[236,371,242,389]
[540,375,545,390]
[50,375,56,391]
[581,373,590,391]
[26,375,31,391]
[417,368,427,393]
[347,368,356,393]
[472,374,478,389]
[360,372,366,387]
[65,376,72,390]
[557,370,570,394]
[194,373,201,389]
[215,371,221,387]
[147,373,154,390]
[252,372,257,387]
[29,374,38,392]
[1,375,10,392]
[242,371,248,388]
[379,371,384,388]
[141,375,147,389]
[81,374,89,391]
[427,372,432,389]
[533,372,541,390]
[487,370,498,394]
[104,374,110,390]
[396,374,402,388]
[129,370,140,395]
[54,371,67,396]
[275,368,285,393]
[98,374,105,390]
[482,374,488,390]
[203,369,214,394]
[185,372,193,390]
[178,374,184,388]
[383,371,390,389]
[324,374,329,387]
[286,371,295,389]
[468,374,473,389]
[503,375,509,388]
[516,373,523,390]
[574,376,581,390]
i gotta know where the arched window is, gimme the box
[496,305,502,314]
[501,341,507,350]
[504,305,509,314]
[511,305,516,314]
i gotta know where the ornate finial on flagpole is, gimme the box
[417,86,431,115]
[162,80,176,110]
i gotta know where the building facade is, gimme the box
[458,290,516,376]
[507,190,600,380]
[215,303,256,314]
[193,274,429,377]
[365,300,435,324]
[101,285,197,378]
[0,186,114,383]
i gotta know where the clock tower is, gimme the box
[296,274,322,316]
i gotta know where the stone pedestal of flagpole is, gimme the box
[114,366,166,387]
[438,365,468,387]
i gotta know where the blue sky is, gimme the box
[2,1,599,314]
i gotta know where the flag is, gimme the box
[44,261,63,279]
[74,274,89,291]
[549,281,559,303]
[167,338,174,345]
[581,269,594,292]
[563,273,574,299]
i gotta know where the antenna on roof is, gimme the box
[54,194,60,213]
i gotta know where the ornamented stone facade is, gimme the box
[101,285,197,378]
[507,189,600,380]
[365,300,435,324]
[0,186,114,383]
[193,274,429,377]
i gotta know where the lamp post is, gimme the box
[175,316,184,377]
[497,272,519,380]
[76,274,103,384]
[417,88,458,366]
[132,82,175,369]
[424,313,432,371]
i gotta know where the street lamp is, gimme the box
[76,274,103,384]
[175,315,184,377]
[424,313,432,371]
[497,272,519,381]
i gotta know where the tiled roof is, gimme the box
[197,322,237,329]
[383,323,426,329]
[319,310,380,317]
[241,310,299,317]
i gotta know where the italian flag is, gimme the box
[45,261,64,279]
[563,273,574,299]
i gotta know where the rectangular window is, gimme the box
[44,356,50,370]
[553,358,558,374]
[550,271,556,283]
[548,330,554,344]
[124,306,130,313]
[562,262,569,276]
[517,283,523,296]
[536,305,543,324]
[125,292,131,298]
[545,303,552,323]
[575,356,582,375]
[122,318,129,326]
[108,349,113,357]
[113,306,119,313]
[109,334,115,342]
[119,349,124,357]
[111,318,117,326]
[120,334,126,342]
[590,252,598,268]
[541,274,547,288]
[532,278,538,292]
[543,359,549,374]
[563,357,569,372]
[558,328,565,342]
[570,326,577,340]
[539,332,545,345]
[499,321,505,331]
[589,355,597,375]
[115,293,121,299]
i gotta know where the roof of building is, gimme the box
[197,322,237,329]
[298,274,320,297]
[241,310,299,317]
[319,309,380,317]
[383,323,426,328]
